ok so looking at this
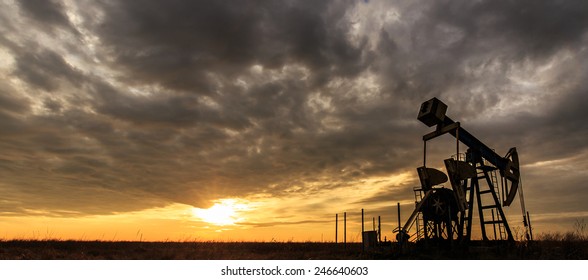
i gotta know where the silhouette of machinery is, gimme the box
[397,97,532,243]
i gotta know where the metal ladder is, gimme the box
[477,168,507,240]
[412,187,425,241]
[489,170,507,240]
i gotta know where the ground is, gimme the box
[0,240,587,260]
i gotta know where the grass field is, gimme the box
[0,240,363,260]
[0,239,587,260]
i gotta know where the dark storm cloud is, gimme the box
[462,0,588,55]
[0,84,30,115]
[12,48,85,91]
[373,0,588,115]
[0,81,33,139]
[433,0,588,56]
[95,0,369,92]
[353,182,417,205]
[17,0,76,33]
[1,0,588,229]
[18,0,69,25]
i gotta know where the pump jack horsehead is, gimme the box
[397,98,532,244]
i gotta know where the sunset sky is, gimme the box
[1,0,588,242]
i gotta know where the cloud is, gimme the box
[0,83,30,115]
[12,48,84,91]
[94,0,369,92]
[17,0,75,32]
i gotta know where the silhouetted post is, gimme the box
[344,212,347,248]
[361,208,364,253]
[361,209,364,233]
[372,217,375,231]
[335,213,338,244]
[378,216,381,243]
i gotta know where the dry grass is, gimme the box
[0,240,367,260]
[527,219,588,259]
[1,239,587,259]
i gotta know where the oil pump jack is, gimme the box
[397,97,532,243]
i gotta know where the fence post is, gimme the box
[344,212,347,249]
[362,208,364,253]
[335,213,338,244]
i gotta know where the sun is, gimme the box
[192,199,248,226]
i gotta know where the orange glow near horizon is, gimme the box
[0,172,436,242]
[0,171,573,242]
[192,199,250,226]
[0,199,575,242]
